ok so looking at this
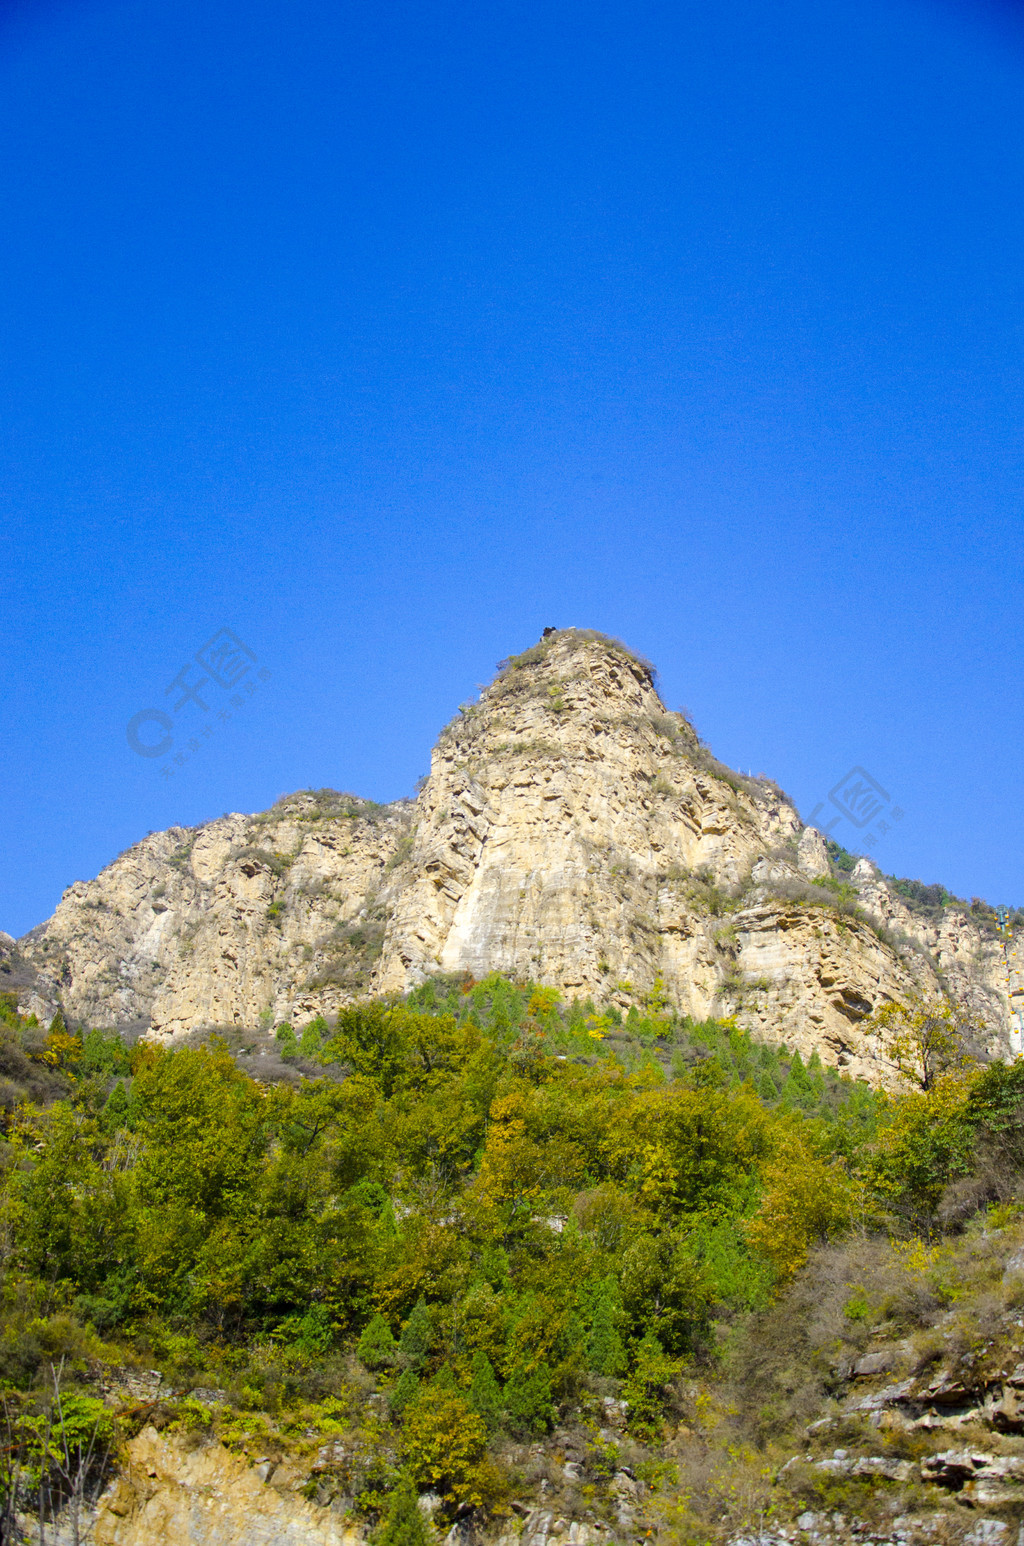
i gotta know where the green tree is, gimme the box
[503,1362,553,1437]
[780,1050,814,1110]
[358,1313,397,1369]
[17,1102,122,1293]
[468,1350,502,1433]
[327,1002,412,1096]
[756,1071,777,1103]
[619,1229,715,1356]
[300,1017,328,1059]
[375,1474,433,1546]
[125,1043,269,1314]
[100,1081,130,1133]
[399,1299,433,1368]
[389,1370,420,1416]
[81,1028,131,1078]
[275,1023,298,1056]
[291,1303,333,1353]
[586,1282,626,1377]
[621,1328,683,1439]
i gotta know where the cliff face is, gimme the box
[55,1424,363,1546]
[17,797,415,1039]
[14,631,1020,1079]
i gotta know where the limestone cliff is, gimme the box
[14,630,1021,1079]
[38,1424,364,1546]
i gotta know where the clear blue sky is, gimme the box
[3,0,1024,937]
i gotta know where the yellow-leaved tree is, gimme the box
[855,995,987,1224]
[746,1119,859,1283]
[401,1387,503,1509]
[867,994,986,1092]
[473,1089,584,1227]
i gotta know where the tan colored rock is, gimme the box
[16,630,1020,1077]
[20,800,415,1040]
[27,1425,362,1546]
[796,827,830,879]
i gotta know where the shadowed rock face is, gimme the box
[14,631,1018,1079]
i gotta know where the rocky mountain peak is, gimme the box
[444,633,682,775]
[11,629,1020,1080]
[489,627,662,713]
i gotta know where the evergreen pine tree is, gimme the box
[379,1198,399,1238]
[504,1362,553,1437]
[781,1049,814,1109]
[479,1244,512,1290]
[375,1475,433,1546]
[125,1080,146,1130]
[48,1010,68,1038]
[468,1350,502,1433]
[299,1017,327,1059]
[398,1299,433,1368]
[358,1312,397,1369]
[756,1071,777,1103]
[586,1284,626,1376]
[101,1080,130,1133]
[293,1303,333,1353]
[389,1369,420,1416]
[275,1023,298,1057]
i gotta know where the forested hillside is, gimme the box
[2,979,1024,1543]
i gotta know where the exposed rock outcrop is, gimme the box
[32,1424,364,1546]
[13,631,1019,1079]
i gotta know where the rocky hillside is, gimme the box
[29,1163,1024,1546]
[6,938,1024,1546]
[10,630,1021,1079]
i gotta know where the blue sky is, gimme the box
[3,0,1024,936]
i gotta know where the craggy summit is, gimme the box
[11,629,1021,1079]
